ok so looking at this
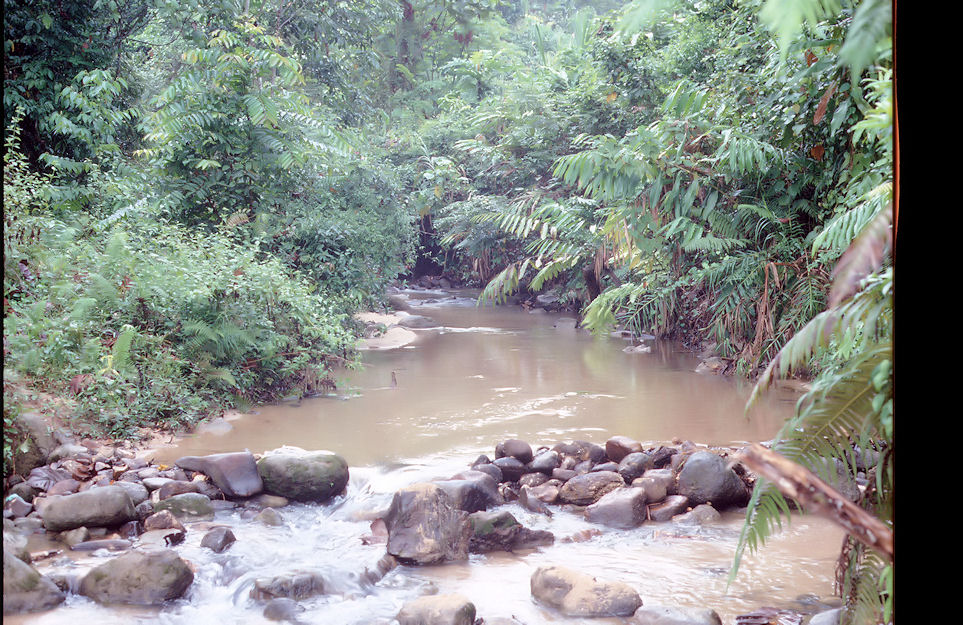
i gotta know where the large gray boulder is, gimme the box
[257,448,349,503]
[676,452,749,509]
[397,594,476,625]
[530,565,643,617]
[41,486,136,532]
[3,550,66,614]
[384,483,470,565]
[630,604,723,625]
[175,451,264,499]
[558,471,625,506]
[78,548,193,605]
[585,487,648,529]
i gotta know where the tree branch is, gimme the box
[736,443,893,563]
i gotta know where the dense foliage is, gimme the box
[4,0,893,620]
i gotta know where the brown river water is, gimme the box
[13,288,845,625]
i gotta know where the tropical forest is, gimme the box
[3,0,894,624]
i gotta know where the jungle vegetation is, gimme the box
[4,0,893,621]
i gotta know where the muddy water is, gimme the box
[18,290,845,625]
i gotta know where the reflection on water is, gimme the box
[16,291,843,625]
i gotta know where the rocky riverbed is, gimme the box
[3,432,846,625]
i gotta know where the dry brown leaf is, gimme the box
[812,81,837,125]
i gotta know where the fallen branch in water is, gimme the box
[736,443,893,563]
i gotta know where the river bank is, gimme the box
[4,431,847,625]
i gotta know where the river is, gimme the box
[15,288,845,625]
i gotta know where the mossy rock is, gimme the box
[256,448,349,503]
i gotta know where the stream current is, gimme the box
[16,288,845,625]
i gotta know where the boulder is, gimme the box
[11,411,58,472]
[143,509,185,532]
[530,565,643,617]
[397,314,439,329]
[558,471,625,506]
[257,449,349,503]
[618,452,654,483]
[470,461,503,483]
[157,480,200,501]
[152,492,215,522]
[647,495,690,522]
[175,452,264,499]
[58,526,90,548]
[71,539,132,552]
[41,486,136,532]
[671,504,721,525]
[632,476,668,504]
[553,441,606,464]
[585,487,648,529]
[492,456,527,482]
[142,477,175,492]
[468,510,554,553]
[438,471,504,512]
[2,550,65,614]
[630,604,724,625]
[25,465,72,492]
[200,527,236,553]
[518,472,550,488]
[495,439,534,465]
[45,478,81,496]
[256,508,284,526]
[605,436,643,463]
[384,483,471,565]
[112,480,150,506]
[808,607,844,625]
[79,548,193,605]
[4,528,32,562]
[518,485,553,516]
[250,571,326,601]
[397,594,476,625]
[676,452,749,508]
[640,468,677,495]
[3,494,33,518]
[263,597,304,623]
[529,450,561,475]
